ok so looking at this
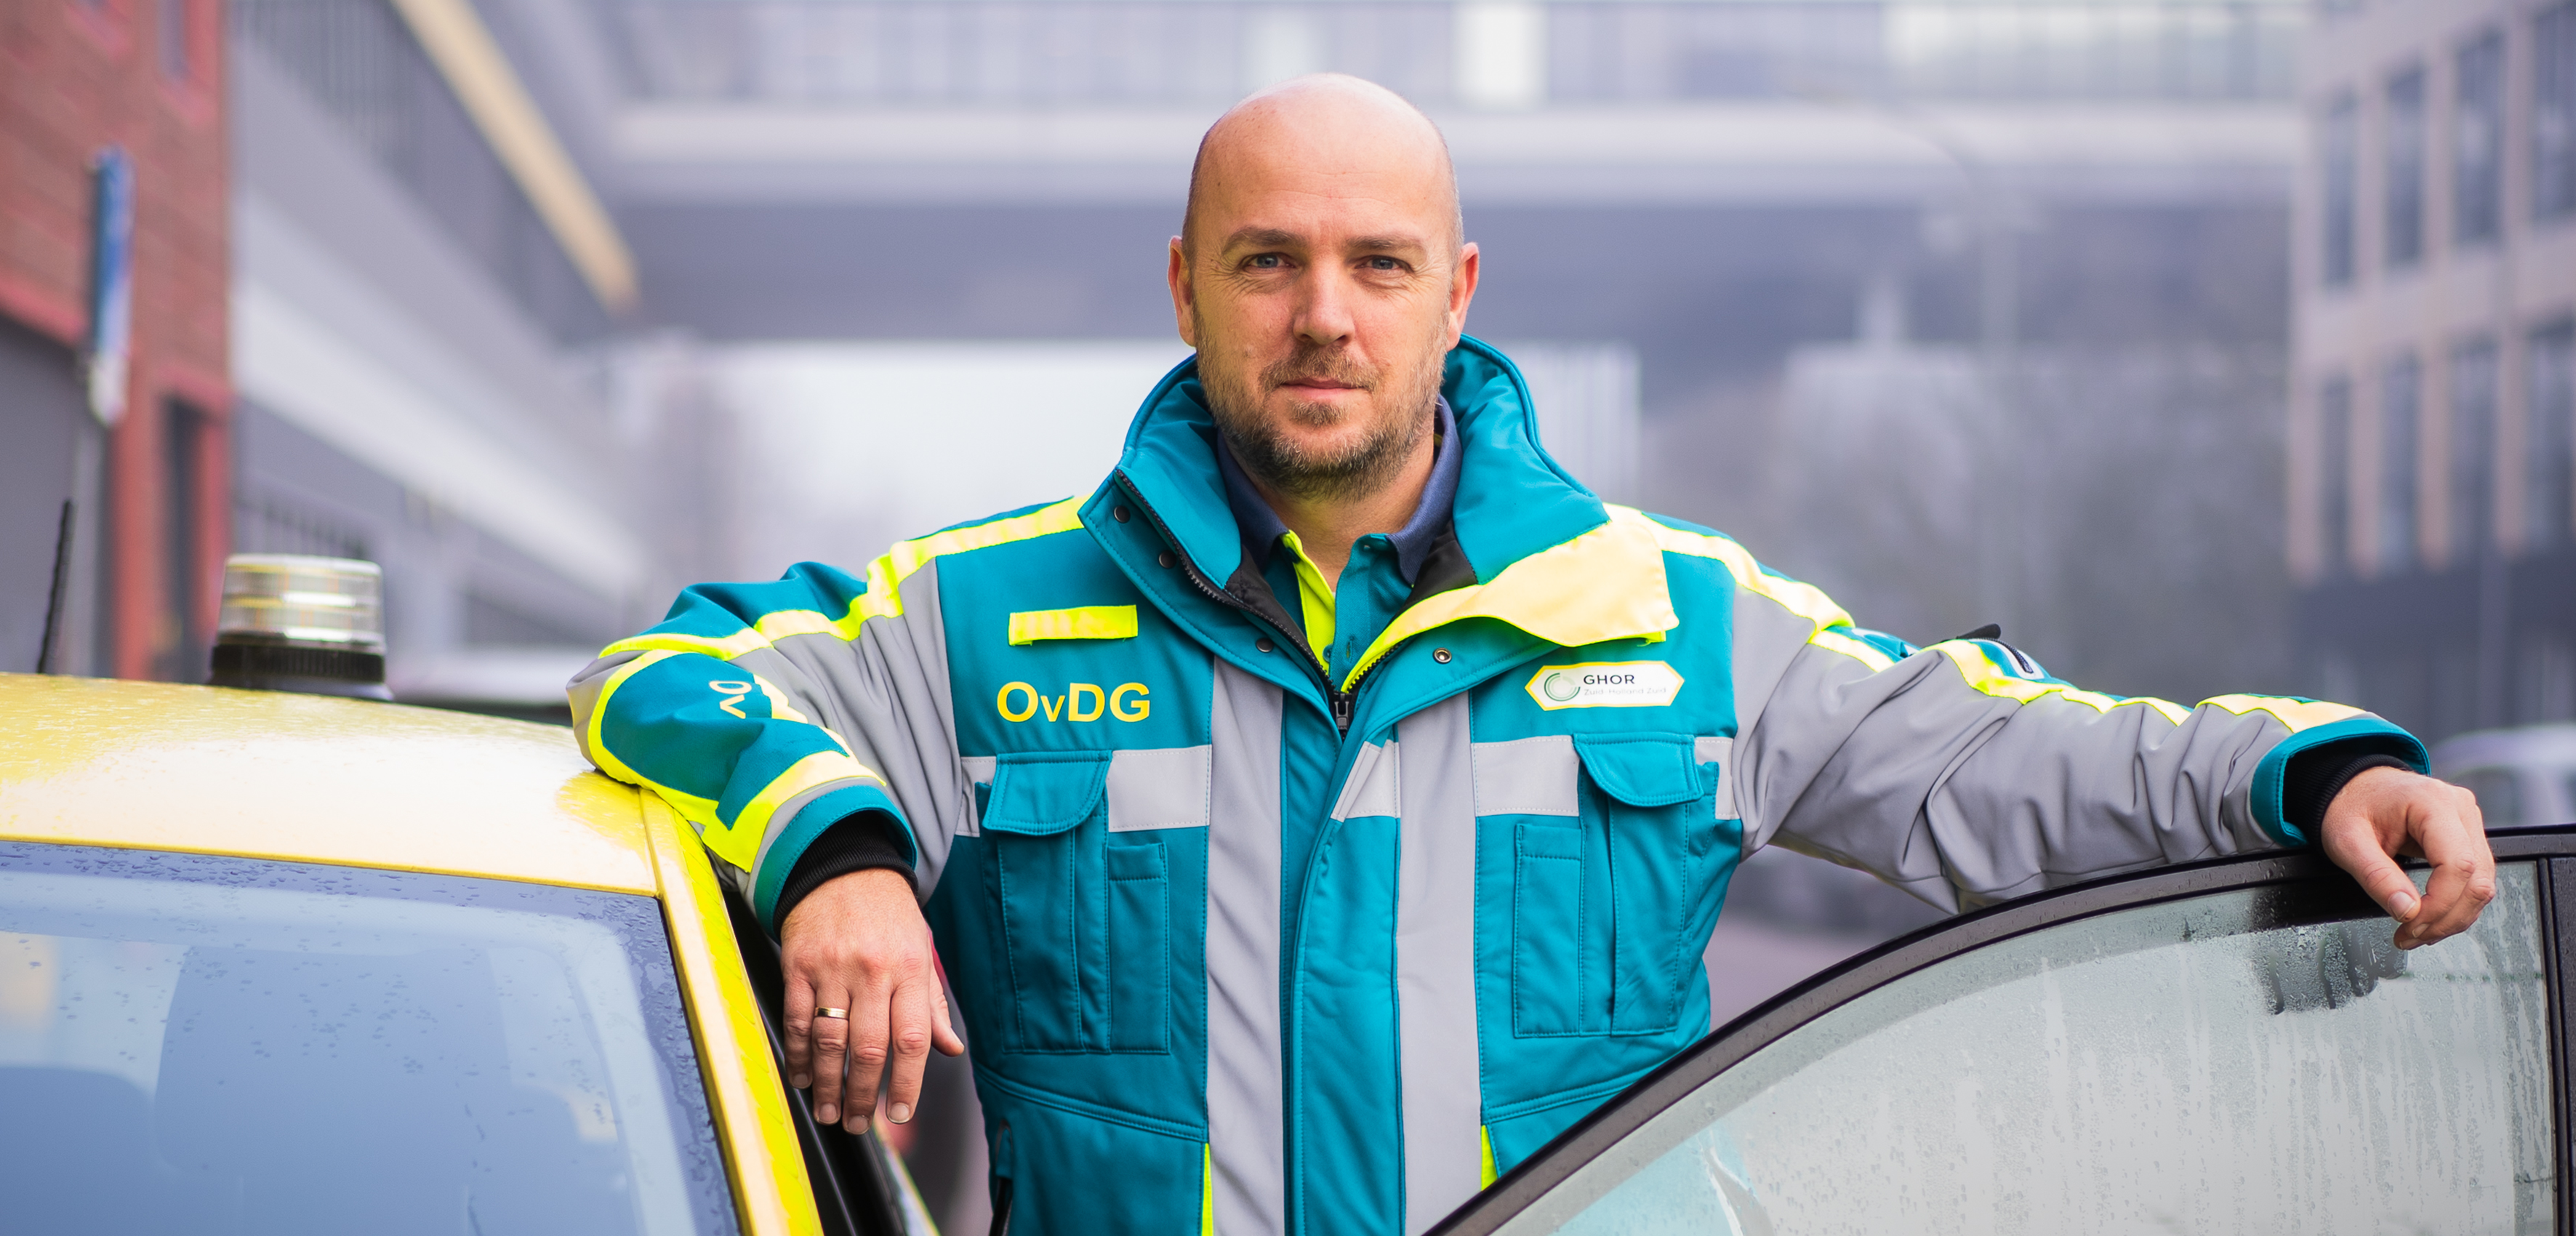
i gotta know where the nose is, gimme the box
[1291,261,1357,350]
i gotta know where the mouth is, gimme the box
[1275,378,1365,395]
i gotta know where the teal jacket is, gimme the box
[570,338,2421,1236]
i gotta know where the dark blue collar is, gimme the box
[1215,396,1459,586]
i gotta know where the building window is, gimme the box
[2319,374,2354,574]
[2323,92,2359,286]
[2455,31,2505,246]
[2386,65,2428,268]
[2541,4,2576,222]
[2450,337,2499,562]
[2381,352,2421,573]
[2534,321,2576,550]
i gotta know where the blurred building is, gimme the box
[462,0,2311,692]
[226,0,731,714]
[1,0,230,681]
[2291,0,2576,741]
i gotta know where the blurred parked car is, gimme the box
[0,674,933,1236]
[1432,829,2553,1236]
[2435,723,2576,829]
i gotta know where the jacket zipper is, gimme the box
[1113,474,1362,734]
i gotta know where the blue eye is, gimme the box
[1366,257,1400,271]
[1248,254,1284,269]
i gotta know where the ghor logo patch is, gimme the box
[1525,662,1685,710]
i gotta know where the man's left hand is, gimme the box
[2319,766,2495,950]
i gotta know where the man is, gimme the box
[570,75,2492,1235]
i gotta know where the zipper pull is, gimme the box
[1331,689,1355,734]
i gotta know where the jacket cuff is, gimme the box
[2251,717,2428,846]
[2287,752,2417,838]
[750,782,912,934]
[771,813,918,933]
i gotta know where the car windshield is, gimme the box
[1501,863,2552,1236]
[0,840,737,1236]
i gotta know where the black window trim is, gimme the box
[719,880,925,1236]
[1432,824,2576,1235]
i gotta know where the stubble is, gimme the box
[1200,327,1445,505]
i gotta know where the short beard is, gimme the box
[1203,332,1444,505]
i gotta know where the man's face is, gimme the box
[1169,94,1480,501]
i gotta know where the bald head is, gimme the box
[1183,74,1462,258]
[1165,73,1480,523]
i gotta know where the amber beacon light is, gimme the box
[207,554,393,700]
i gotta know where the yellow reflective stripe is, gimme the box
[1277,530,1337,664]
[1007,604,1139,646]
[1811,627,1898,672]
[585,649,727,832]
[1932,641,2194,723]
[861,496,1087,627]
[709,750,886,872]
[2204,693,2364,732]
[1342,513,1678,691]
[601,496,1087,661]
[604,629,772,660]
[1616,505,1852,629]
[1201,1144,1216,1236]
[1480,1125,1498,1189]
[1609,505,1893,671]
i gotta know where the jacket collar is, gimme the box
[1101,336,1677,664]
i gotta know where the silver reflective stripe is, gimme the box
[1333,742,1400,819]
[1108,745,1212,832]
[1469,734,1576,817]
[1694,735,1738,822]
[1396,695,1483,1235]
[958,756,996,836]
[894,558,965,894]
[955,750,1211,835]
[1206,660,1285,1236]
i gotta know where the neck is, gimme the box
[1240,425,1437,588]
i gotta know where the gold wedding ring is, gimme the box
[814,1006,850,1019]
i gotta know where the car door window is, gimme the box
[1497,862,2553,1236]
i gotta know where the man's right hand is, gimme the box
[779,867,965,1133]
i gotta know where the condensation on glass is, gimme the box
[1506,864,2552,1236]
[0,843,736,1236]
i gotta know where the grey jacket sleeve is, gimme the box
[563,558,976,934]
[1721,560,2421,915]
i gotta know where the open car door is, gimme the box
[1433,827,2572,1236]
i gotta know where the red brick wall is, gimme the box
[1,0,230,679]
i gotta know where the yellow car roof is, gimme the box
[0,673,654,894]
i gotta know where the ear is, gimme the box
[1168,238,1199,348]
[1444,241,1481,347]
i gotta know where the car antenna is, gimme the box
[35,499,71,674]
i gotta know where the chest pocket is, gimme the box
[980,751,1170,1054]
[1504,732,1741,1038]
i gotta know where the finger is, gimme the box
[932,981,966,1057]
[783,971,816,1090]
[2401,795,2495,948]
[809,987,854,1127]
[883,973,935,1125]
[2331,833,2423,931]
[844,976,894,1133]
